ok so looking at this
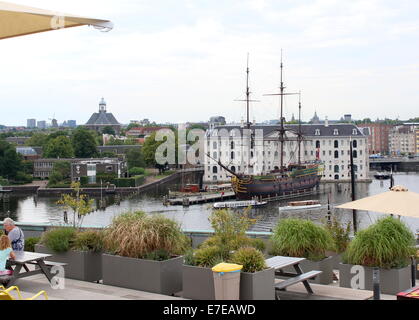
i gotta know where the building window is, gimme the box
[231,141,235,149]
[353,150,357,158]
[333,129,339,135]
[353,140,357,148]
[315,129,320,136]
[334,140,338,148]
[212,166,218,174]
[315,140,320,148]
[213,152,217,159]
[334,150,339,158]
[352,129,358,135]
[334,165,339,173]
[231,166,236,172]
[213,141,217,149]
[231,152,235,160]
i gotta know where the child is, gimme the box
[0,235,15,276]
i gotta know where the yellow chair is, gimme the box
[0,286,48,300]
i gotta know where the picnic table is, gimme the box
[4,251,56,287]
[266,256,322,295]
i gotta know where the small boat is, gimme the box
[278,200,322,211]
[213,200,267,209]
[374,172,391,180]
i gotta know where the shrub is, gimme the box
[270,218,332,261]
[25,237,40,252]
[343,216,416,269]
[72,230,104,252]
[103,212,190,259]
[324,216,351,254]
[128,167,145,176]
[41,227,77,253]
[183,249,197,266]
[194,246,224,268]
[230,247,267,273]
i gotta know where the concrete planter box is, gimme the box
[326,251,343,270]
[35,244,102,282]
[182,265,215,300]
[240,268,275,300]
[102,254,183,295]
[281,256,334,285]
[339,263,412,295]
[182,265,275,300]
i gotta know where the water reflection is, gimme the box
[1,173,419,233]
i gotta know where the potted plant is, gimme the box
[101,211,190,295]
[35,227,104,282]
[339,216,416,295]
[230,247,275,300]
[182,209,271,300]
[324,216,352,269]
[270,218,334,285]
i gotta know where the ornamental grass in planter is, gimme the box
[230,247,274,300]
[182,209,272,300]
[35,227,104,282]
[270,218,334,284]
[102,211,190,295]
[340,216,416,294]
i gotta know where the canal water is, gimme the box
[1,172,419,233]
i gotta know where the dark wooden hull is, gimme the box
[232,174,321,200]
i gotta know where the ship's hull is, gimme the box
[232,173,321,200]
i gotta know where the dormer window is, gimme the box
[333,129,339,135]
[352,129,358,135]
[315,129,320,136]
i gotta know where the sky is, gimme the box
[0,0,418,126]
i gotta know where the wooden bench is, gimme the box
[275,270,322,291]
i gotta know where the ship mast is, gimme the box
[264,50,298,170]
[298,91,302,165]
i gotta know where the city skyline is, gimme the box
[0,0,418,126]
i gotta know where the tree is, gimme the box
[0,139,22,179]
[72,127,98,158]
[102,126,116,135]
[126,148,145,168]
[56,181,95,228]
[25,133,48,147]
[44,136,74,158]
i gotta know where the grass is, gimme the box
[103,211,190,259]
[343,216,416,269]
[270,218,332,261]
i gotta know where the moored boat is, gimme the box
[213,200,267,209]
[278,199,322,211]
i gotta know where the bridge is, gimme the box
[369,157,419,171]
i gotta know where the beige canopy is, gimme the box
[336,185,419,218]
[0,1,113,40]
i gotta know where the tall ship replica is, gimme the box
[208,55,323,200]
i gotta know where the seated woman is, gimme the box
[0,235,16,276]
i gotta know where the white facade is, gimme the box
[204,124,369,182]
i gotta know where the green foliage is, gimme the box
[96,172,117,183]
[194,246,224,268]
[0,138,22,179]
[343,216,416,269]
[113,175,144,187]
[144,249,171,261]
[72,230,104,252]
[25,133,48,147]
[103,212,190,259]
[128,167,145,176]
[41,227,77,253]
[13,171,33,184]
[44,136,74,158]
[72,128,98,158]
[126,148,146,168]
[80,176,89,186]
[183,249,197,266]
[209,209,252,256]
[48,161,71,186]
[25,237,41,252]
[0,176,8,186]
[230,247,267,273]
[323,216,352,253]
[56,182,95,228]
[270,218,333,261]
[102,126,116,135]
